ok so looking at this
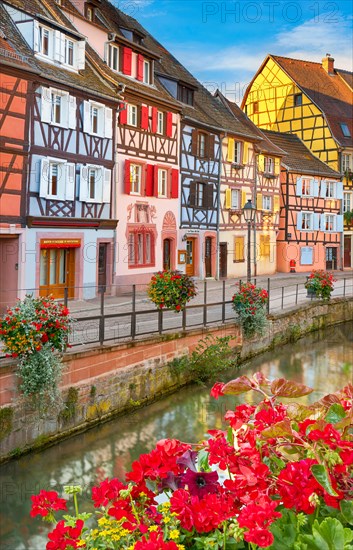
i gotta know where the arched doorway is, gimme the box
[161,211,177,271]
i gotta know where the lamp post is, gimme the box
[243,199,256,282]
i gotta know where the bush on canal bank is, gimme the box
[30,372,353,549]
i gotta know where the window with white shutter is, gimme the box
[79,165,107,203]
[41,87,73,128]
[39,157,68,200]
[83,101,107,137]
[65,163,76,200]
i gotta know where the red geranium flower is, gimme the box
[46,519,83,550]
[30,490,67,518]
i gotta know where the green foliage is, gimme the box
[298,517,353,549]
[147,270,197,312]
[170,334,240,383]
[0,406,14,441]
[232,282,268,338]
[344,210,353,227]
[89,385,97,399]
[59,387,79,424]
[305,271,335,301]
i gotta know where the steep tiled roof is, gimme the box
[2,0,119,100]
[0,4,38,71]
[217,92,286,156]
[262,130,341,178]
[271,55,353,148]
[72,0,262,135]
[337,69,353,91]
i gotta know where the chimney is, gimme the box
[322,54,334,74]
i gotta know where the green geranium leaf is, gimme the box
[262,419,293,438]
[311,464,338,496]
[198,448,211,472]
[299,518,349,549]
[340,500,353,525]
[325,404,346,424]
[269,510,297,549]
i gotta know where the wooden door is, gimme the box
[219,242,227,278]
[98,243,108,292]
[186,239,194,276]
[40,248,75,299]
[344,236,351,268]
[205,237,212,277]
[325,247,337,270]
[0,237,19,312]
[163,239,171,271]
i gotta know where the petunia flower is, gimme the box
[180,469,220,498]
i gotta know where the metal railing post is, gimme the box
[99,287,105,345]
[131,284,136,339]
[182,307,186,331]
[222,280,226,323]
[343,278,346,297]
[203,280,207,327]
[64,287,68,308]
[295,283,299,305]
[281,286,284,309]
[158,308,163,334]
[267,278,270,314]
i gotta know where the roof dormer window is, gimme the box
[86,6,94,20]
[39,25,51,57]
[177,84,194,106]
[340,123,351,138]
[34,22,85,71]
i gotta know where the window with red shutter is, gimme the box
[145,164,154,196]
[151,106,157,133]
[124,159,131,194]
[166,112,173,138]
[122,47,132,75]
[119,104,127,125]
[137,54,144,81]
[141,105,149,130]
[171,169,179,198]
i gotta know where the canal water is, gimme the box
[0,321,352,549]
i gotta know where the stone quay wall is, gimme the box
[0,297,352,462]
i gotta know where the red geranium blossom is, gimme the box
[46,519,83,550]
[134,530,178,549]
[30,490,67,518]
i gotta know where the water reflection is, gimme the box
[0,322,352,549]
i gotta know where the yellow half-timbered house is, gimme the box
[242,54,353,268]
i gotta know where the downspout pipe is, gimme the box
[253,150,257,278]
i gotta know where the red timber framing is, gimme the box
[0,68,32,225]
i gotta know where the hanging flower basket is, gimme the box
[232,282,268,338]
[0,295,73,407]
[305,270,335,301]
[147,270,197,313]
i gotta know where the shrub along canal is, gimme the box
[0,321,352,549]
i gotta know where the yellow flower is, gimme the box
[169,529,180,540]
[163,516,171,524]
[148,526,159,532]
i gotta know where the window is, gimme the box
[128,104,137,126]
[107,44,119,71]
[340,123,351,138]
[157,111,164,134]
[196,182,205,207]
[231,189,240,209]
[198,133,206,158]
[128,231,154,266]
[39,25,51,56]
[130,164,142,194]
[158,169,167,197]
[177,84,194,106]
[88,168,99,200]
[86,6,93,20]
[41,88,76,128]
[52,92,62,124]
[264,157,274,174]
[294,93,302,106]
[49,163,59,197]
[253,101,259,114]
[65,39,74,66]
[323,214,335,231]
[143,60,150,84]
[326,181,335,198]
[260,234,270,258]
[301,212,313,230]
[342,154,351,172]
[343,192,352,213]
[234,236,244,262]
[300,247,313,265]
[262,195,272,211]
[302,178,312,196]
[91,106,99,134]
[39,158,75,201]
[233,141,241,164]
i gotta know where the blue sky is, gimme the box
[114,0,353,103]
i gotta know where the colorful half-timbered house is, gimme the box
[57,0,182,285]
[0,6,40,309]
[3,0,121,300]
[215,92,284,278]
[262,131,343,272]
[242,54,353,268]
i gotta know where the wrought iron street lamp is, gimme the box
[243,199,256,282]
